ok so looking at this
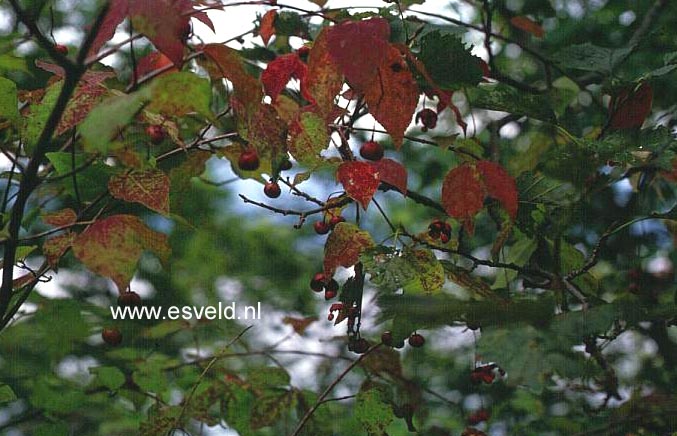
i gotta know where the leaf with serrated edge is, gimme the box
[324,222,374,277]
[337,161,381,209]
[72,215,169,292]
[108,169,170,215]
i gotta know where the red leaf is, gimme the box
[371,158,407,195]
[326,18,390,93]
[337,161,381,209]
[134,51,178,79]
[43,231,76,268]
[364,45,419,149]
[609,82,653,130]
[304,27,344,121]
[42,208,77,227]
[510,16,545,38]
[477,161,518,219]
[323,222,374,278]
[130,0,189,67]
[72,215,170,292]
[88,0,128,57]
[203,44,262,109]
[108,169,171,215]
[261,53,307,102]
[259,10,277,46]
[441,164,484,230]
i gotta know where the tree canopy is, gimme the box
[1,0,677,435]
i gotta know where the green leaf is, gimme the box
[45,152,118,200]
[142,320,189,339]
[362,246,444,295]
[251,389,295,430]
[133,356,170,394]
[553,43,631,74]
[23,82,62,154]
[469,83,556,122]
[247,366,290,389]
[0,384,17,403]
[0,76,18,128]
[30,376,87,413]
[289,111,330,167]
[146,72,214,120]
[355,382,395,435]
[79,89,150,153]
[90,366,126,390]
[418,30,483,89]
[492,232,537,289]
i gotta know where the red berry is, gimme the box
[328,313,335,321]
[117,291,142,307]
[351,338,370,354]
[329,215,345,228]
[408,333,425,348]
[102,328,122,346]
[480,371,495,384]
[467,409,490,425]
[324,288,337,300]
[310,272,326,292]
[416,108,438,131]
[359,140,384,161]
[146,125,165,144]
[440,232,450,243]
[314,221,330,235]
[238,148,260,171]
[470,370,483,384]
[381,331,393,346]
[54,44,68,55]
[263,181,281,198]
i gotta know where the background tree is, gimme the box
[0,0,676,435]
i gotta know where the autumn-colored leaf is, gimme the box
[134,51,178,79]
[259,10,277,46]
[337,161,381,209]
[510,16,545,38]
[272,94,300,123]
[43,231,76,268]
[441,164,484,230]
[326,17,390,93]
[88,0,129,58]
[203,44,262,109]
[288,111,329,167]
[232,100,287,161]
[608,82,653,130]
[146,72,213,120]
[261,53,307,102]
[169,149,211,192]
[108,169,170,215]
[304,27,344,121]
[364,45,419,149]
[42,208,77,227]
[324,222,374,277]
[282,316,318,335]
[476,161,518,219]
[371,158,407,195]
[72,215,170,292]
[129,0,189,67]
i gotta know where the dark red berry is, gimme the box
[326,278,339,293]
[329,215,345,228]
[351,338,370,354]
[381,331,393,346]
[54,44,68,55]
[359,140,384,161]
[440,232,450,243]
[279,158,293,171]
[238,148,260,171]
[117,291,142,307]
[297,45,310,57]
[314,221,330,235]
[416,108,438,131]
[102,328,122,346]
[468,409,490,425]
[263,181,281,198]
[146,125,165,144]
[310,272,326,292]
[324,288,337,300]
[408,333,425,348]
[480,371,495,384]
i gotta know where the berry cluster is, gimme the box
[415,108,438,132]
[310,272,339,300]
[314,214,345,235]
[467,409,490,425]
[428,218,452,243]
[380,330,425,349]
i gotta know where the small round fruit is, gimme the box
[325,278,339,293]
[416,108,438,132]
[351,338,370,354]
[408,332,425,348]
[381,331,393,346]
[238,148,260,171]
[54,44,68,55]
[314,221,330,235]
[263,181,281,198]
[310,272,326,293]
[359,140,384,161]
[102,328,122,346]
[118,291,142,307]
[146,125,165,144]
[324,288,337,300]
[329,215,345,228]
